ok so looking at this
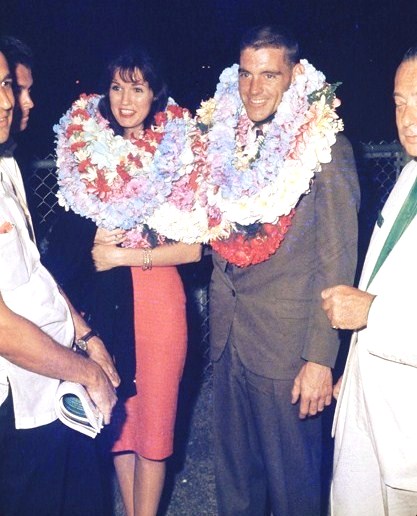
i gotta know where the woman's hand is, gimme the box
[87,336,120,389]
[94,227,126,246]
[92,243,121,272]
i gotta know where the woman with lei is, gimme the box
[52,46,201,516]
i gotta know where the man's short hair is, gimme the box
[0,36,33,71]
[401,45,417,64]
[239,25,300,65]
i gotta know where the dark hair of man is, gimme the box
[98,45,168,135]
[239,25,300,66]
[401,45,417,64]
[0,45,14,155]
[0,36,33,71]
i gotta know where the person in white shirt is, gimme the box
[322,45,417,516]
[0,47,118,516]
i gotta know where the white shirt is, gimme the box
[244,123,268,154]
[0,156,74,429]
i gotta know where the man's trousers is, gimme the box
[213,341,323,516]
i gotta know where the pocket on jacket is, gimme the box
[0,227,30,290]
[368,343,417,369]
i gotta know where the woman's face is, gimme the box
[109,67,154,138]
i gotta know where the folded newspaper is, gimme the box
[55,381,104,438]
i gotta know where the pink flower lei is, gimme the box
[196,59,344,267]
[54,94,200,247]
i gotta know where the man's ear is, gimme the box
[291,62,304,83]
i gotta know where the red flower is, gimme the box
[167,105,188,118]
[66,124,83,137]
[153,112,167,125]
[152,132,164,144]
[70,141,86,152]
[71,108,89,119]
[134,137,158,153]
[191,130,207,179]
[208,214,222,228]
[116,163,131,183]
[127,152,143,168]
[88,169,112,199]
[78,158,92,172]
[211,211,295,267]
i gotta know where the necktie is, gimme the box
[255,126,264,140]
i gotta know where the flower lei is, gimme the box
[197,59,344,266]
[54,93,203,247]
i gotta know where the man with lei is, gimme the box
[200,25,360,515]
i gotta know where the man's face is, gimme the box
[13,63,34,132]
[394,59,417,157]
[238,46,302,123]
[0,52,14,144]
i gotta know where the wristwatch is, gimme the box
[74,330,97,353]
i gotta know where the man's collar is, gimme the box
[0,137,16,158]
[252,113,276,127]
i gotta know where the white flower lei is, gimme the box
[54,94,206,244]
[198,59,344,238]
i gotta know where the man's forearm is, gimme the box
[0,296,100,388]
[58,286,90,339]
[0,293,117,422]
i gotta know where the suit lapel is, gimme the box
[359,160,417,291]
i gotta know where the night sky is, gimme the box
[1,0,417,156]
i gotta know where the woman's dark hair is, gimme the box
[98,45,168,134]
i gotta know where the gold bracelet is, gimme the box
[142,249,153,271]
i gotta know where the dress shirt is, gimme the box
[0,156,74,429]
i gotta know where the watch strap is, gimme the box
[74,329,98,352]
[78,329,97,343]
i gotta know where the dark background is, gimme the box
[1,0,417,157]
[1,4,413,510]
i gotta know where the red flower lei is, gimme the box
[210,211,295,267]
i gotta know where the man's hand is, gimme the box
[87,336,120,389]
[66,292,120,388]
[333,375,343,401]
[84,363,118,425]
[291,362,332,419]
[321,285,375,330]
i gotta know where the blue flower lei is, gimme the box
[54,94,194,231]
[207,60,328,202]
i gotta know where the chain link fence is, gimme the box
[28,155,59,225]
[27,154,213,377]
[29,142,406,233]
[361,141,409,210]
[356,141,408,268]
[26,141,406,379]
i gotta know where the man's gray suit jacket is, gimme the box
[210,134,360,380]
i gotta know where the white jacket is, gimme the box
[334,159,417,491]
